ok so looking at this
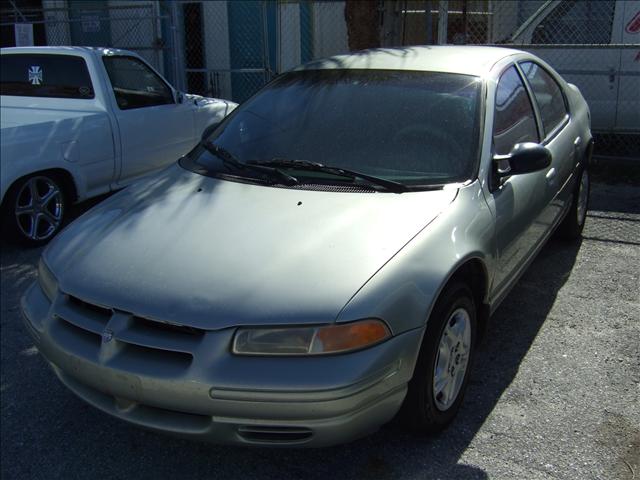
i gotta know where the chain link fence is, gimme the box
[0,2,170,75]
[174,0,273,103]
[175,0,349,102]
[2,0,637,158]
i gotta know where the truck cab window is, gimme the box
[531,0,615,44]
[103,56,173,110]
[0,54,94,99]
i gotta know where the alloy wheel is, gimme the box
[433,307,472,411]
[14,176,64,242]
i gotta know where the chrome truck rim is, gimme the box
[15,176,64,241]
[433,307,471,411]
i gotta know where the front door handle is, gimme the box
[546,167,557,181]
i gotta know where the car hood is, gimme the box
[45,165,458,330]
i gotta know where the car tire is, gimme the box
[400,282,477,433]
[556,164,590,241]
[1,174,67,247]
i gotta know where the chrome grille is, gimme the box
[52,294,206,374]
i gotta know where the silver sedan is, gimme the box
[21,46,592,447]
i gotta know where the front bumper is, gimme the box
[21,281,423,447]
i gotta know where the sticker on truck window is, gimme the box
[28,66,42,85]
[627,11,640,34]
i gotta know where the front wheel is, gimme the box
[2,174,67,247]
[399,282,477,433]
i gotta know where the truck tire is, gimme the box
[1,174,67,247]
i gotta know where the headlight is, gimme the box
[232,319,391,356]
[38,258,57,301]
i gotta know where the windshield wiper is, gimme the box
[248,158,408,193]
[202,142,298,185]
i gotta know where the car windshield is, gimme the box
[184,69,482,188]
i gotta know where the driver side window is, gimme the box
[493,66,539,155]
[103,56,173,110]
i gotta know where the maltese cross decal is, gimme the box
[28,66,42,85]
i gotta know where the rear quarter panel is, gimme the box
[0,102,115,203]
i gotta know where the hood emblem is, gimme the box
[102,329,114,343]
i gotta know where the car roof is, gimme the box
[295,45,523,76]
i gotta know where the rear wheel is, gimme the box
[2,174,67,247]
[557,165,590,240]
[400,282,477,433]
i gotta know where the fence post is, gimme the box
[437,0,447,44]
[169,1,186,92]
[275,0,281,75]
[262,0,271,82]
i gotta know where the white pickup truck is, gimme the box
[1,46,236,245]
[510,0,639,136]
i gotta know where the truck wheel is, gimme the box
[400,282,477,433]
[556,165,590,240]
[2,174,67,247]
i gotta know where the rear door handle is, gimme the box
[573,137,582,164]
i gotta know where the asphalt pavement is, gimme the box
[1,179,638,480]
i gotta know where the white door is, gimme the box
[103,56,196,183]
[616,1,640,131]
[515,0,621,132]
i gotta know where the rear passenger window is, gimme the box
[493,66,539,155]
[0,54,94,99]
[519,62,568,137]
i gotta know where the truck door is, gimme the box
[102,55,196,183]
[616,1,640,131]
[513,0,621,132]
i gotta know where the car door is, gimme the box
[102,55,196,183]
[518,60,575,225]
[489,65,551,298]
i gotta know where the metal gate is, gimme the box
[173,0,277,103]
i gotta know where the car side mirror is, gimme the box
[201,122,220,142]
[175,91,184,104]
[493,142,551,177]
